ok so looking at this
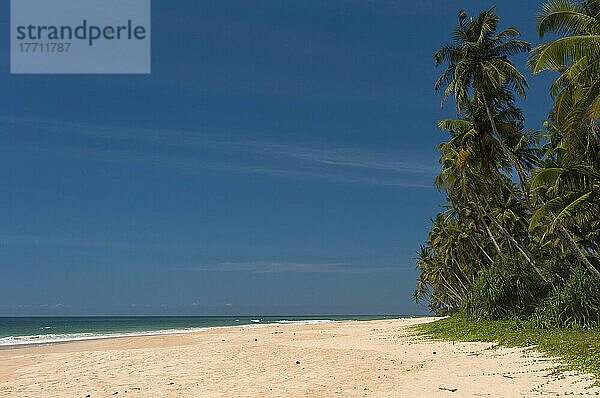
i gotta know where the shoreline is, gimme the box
[2,317,599,397]
[0,318,344,350]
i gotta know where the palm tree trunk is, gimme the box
[471,236,493,264]
[457,256,472,280]
[556,226,600,279]
[481,92,531,190]
[481,91,600,281]
[451,257,470,292]
[452,271,468,294]
[479,197,549,282]
[472,193,503,259]
[477,206,504,259]
[487,214,549,282]
[491,168,561,255]
[440,275,462,301]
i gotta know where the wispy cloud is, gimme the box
[173,261,401,274]
[0,117,436,187]
[239,141,435,175]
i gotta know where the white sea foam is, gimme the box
[275,319,340,324]
[0,319,337,348]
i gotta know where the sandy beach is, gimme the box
[0,317,598,397]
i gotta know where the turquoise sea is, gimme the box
[0,316,407,348]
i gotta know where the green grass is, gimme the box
[416,315,600,383]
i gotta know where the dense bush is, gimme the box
[460,254,600,329]
[462,256,550,320]
[532,266,600,329]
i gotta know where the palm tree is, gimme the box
[531,163,600,242]
[414,212,483,313]
[434,8,531,186]
[435,135,505,259]
[435,93,551,279]
[529,0,600,133]
[529,118,600,279]
[435,7,600,280]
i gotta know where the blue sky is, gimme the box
[0,0,556,316]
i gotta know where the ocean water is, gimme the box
[0,315,402,348]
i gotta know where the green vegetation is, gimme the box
[462,256,549,320]
[416,316,600,383]
[415,1,600,332]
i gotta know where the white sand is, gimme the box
[1,317,598,397]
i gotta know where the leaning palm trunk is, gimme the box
[440,275,463,301]
[452,271,469,295]
[479,196,549,282]
[486,212,549,282]
[451,257,471,292]
[476,204,504,259]
[470,235,494,265]
[481,93,531,190]
[456,256,474,282]
[481,91,600,280]
[555,226,600,279]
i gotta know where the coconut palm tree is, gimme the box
[435,94,551,277]
[434,8,531,185]
[529,118,600,279]
[435,7,600,280]
[529,0,600,132]
[531,163,600,239]
[414,212,483,313]
[435,135,505,260]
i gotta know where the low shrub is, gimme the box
[532,266,600,329]
[462,255,550,320]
